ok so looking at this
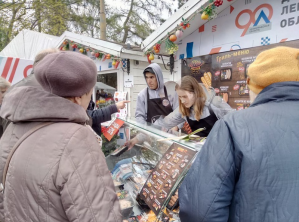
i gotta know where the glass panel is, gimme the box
[119,117,204,152]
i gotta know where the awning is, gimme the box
[95,82,116,91]
[141,0,236,55]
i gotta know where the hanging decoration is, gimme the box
[102,54,107,62]
[169,34,177,42]
[147,54,152,64]
[115,60,120,69]
[165,38,179,55]
[58,39,122,66]
[144,0,224,56]
[175,30,183,39]
[180,18,190,30]
[153,43,161,54]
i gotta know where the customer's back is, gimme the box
[179,47,299,222]
[226,82,299,221]
[0,51,121,222]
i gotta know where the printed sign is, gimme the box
[102,118,125,141]
[182,39,299,109]
[0,56,33,84]
[140,143,197,215]
[124,74,134,88]
[176,0,299,58]
[114,91,128,118]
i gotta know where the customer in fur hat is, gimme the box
[179,46,299,222]
[0,51,122,222]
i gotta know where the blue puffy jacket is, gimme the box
[179,82,299,222]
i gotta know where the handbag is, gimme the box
[0,122,53,193]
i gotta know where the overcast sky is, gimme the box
[106,0,178,20]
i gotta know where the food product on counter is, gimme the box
[117,190,128,200]
[128,216,139,222]
[111,146,129,156]
[119,199,132,209]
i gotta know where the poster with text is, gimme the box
[140,143,197,215]
[182,39,299,109]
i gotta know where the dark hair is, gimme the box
[143,67,155,75]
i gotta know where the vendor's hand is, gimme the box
[171,126,179,132]
[169,190,179,207]
[125,137,139,150]
[116,100,130,110]
[182,122,192,134]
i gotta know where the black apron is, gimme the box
[146,86,173,123]
[186,106,218,137]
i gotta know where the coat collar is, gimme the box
[251,82,299,107]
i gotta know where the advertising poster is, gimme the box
[177,0,299,59]
[140,143,197,215]
[182,40,299,110]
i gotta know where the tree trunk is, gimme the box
[99,0,106,40]
[122,0,134,43]
[5,1,17,46]
[35,0,42,32]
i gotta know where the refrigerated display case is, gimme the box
[105,118,206,222]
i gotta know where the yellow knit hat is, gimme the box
[247,46,299,94]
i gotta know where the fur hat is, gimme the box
[247,46,299,94]
[34,51,97,97]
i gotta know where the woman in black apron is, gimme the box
[155,76,220,137]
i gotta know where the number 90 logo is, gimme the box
[235,4,273,37]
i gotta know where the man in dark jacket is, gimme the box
[179,46,299,222]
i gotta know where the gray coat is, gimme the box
[179,82,299,222]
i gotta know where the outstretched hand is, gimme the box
[116,100,130,110]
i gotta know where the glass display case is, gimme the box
[105,118,206,222]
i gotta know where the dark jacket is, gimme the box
[87,103,118,136]
[179,82,299,222]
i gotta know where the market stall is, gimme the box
[141,0,299,109]
[104,118,206,222]
[56,31,171,117]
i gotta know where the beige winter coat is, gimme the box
[0,86,122,222]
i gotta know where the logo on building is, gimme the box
[235,4,273,37]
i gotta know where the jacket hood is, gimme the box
[251,81,299,107]
[144,63,164,91]
[0,86,89,123]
